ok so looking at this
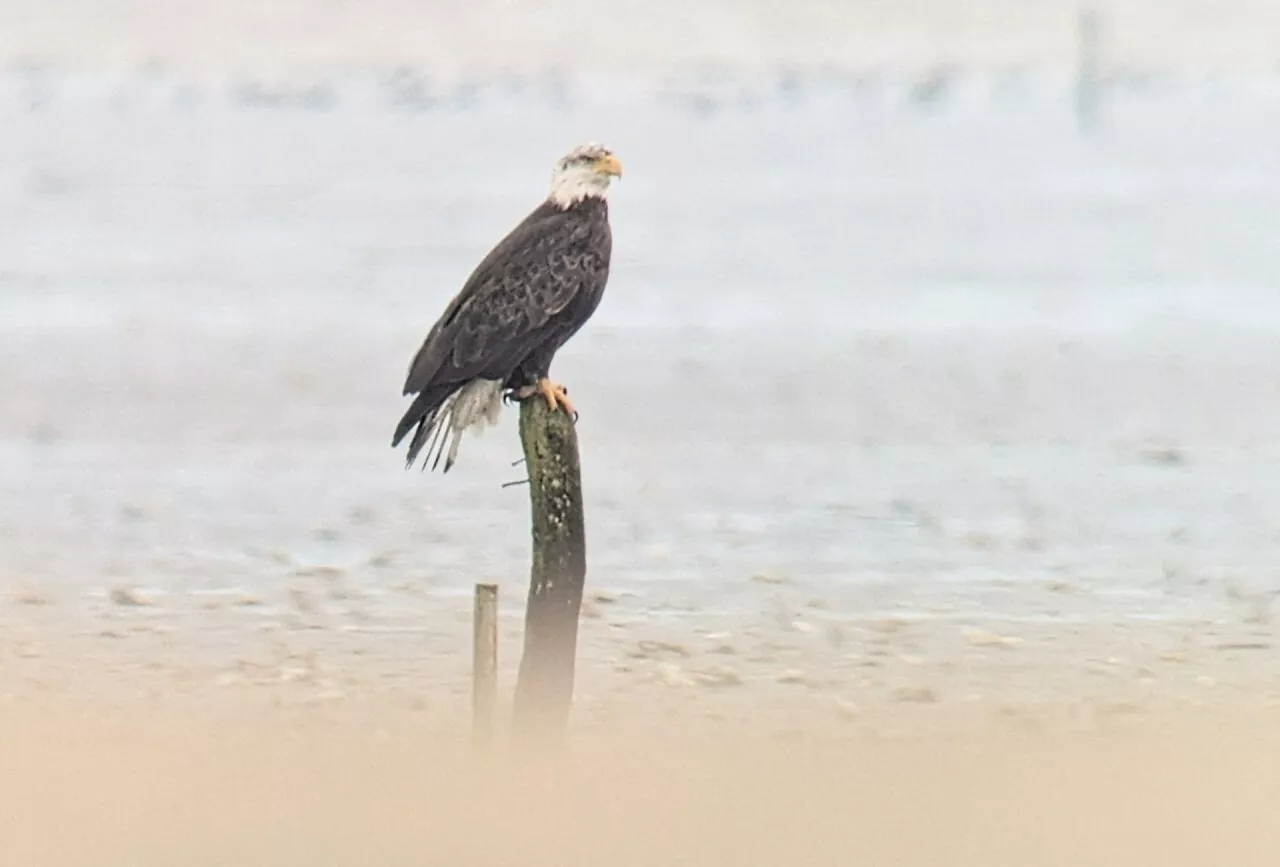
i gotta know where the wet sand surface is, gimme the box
[7,318,1280,733]
[5,71,1280,862]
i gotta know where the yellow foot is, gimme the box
[514,378,578,419]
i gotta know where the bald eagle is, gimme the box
[392,143,622,472]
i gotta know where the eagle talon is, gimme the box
[518,377,577,418]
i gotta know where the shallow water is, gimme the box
[3,70,1280,648]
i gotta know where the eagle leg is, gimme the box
[513,378,578,421]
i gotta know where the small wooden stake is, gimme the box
[511,395,587,753]
[472,582,499,752]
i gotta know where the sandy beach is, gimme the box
[4,47,1280,863]
[6,698,1280,866]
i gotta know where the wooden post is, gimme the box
[1076,7,1102,134]
[511,396,587,752]
[472,582,499,752]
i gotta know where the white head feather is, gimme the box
[548,142,623,208]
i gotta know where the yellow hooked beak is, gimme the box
[593,153,623,178]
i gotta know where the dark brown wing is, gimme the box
[401,198,610,396]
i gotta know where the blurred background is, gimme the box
[3,0,1280,722]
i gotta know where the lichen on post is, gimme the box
[511,394,588,751]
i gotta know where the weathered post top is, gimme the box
[511,395,587,752]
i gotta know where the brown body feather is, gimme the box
[392,196,612,471]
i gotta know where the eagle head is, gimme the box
[549,142,623,208]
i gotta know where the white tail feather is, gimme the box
[434,379,505,471]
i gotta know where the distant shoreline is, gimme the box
[2,0,1279,77]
